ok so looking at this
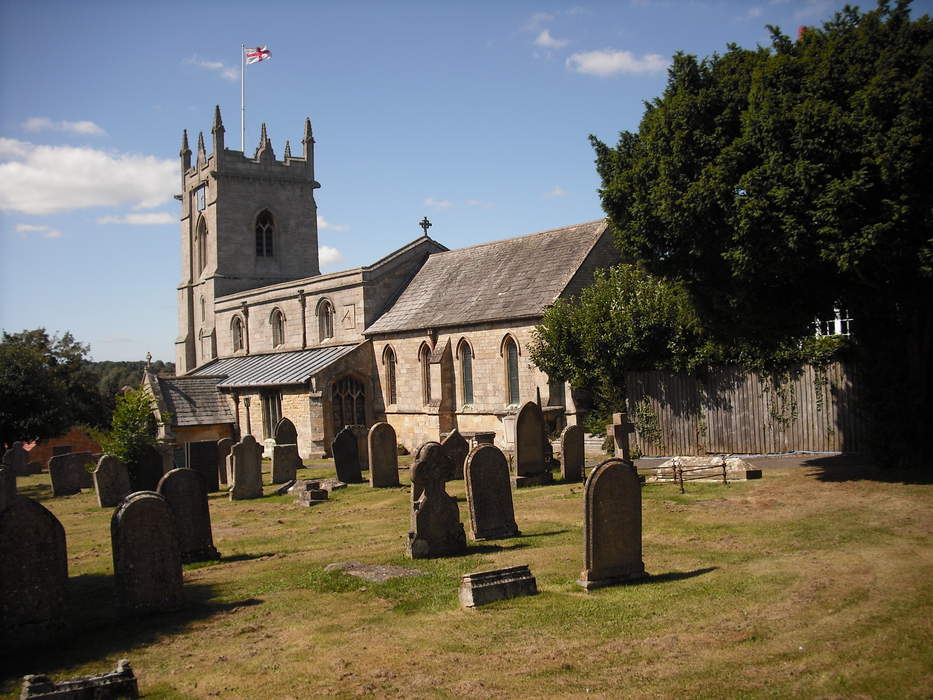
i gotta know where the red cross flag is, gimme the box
[245,46,271,64]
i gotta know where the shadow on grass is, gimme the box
[803,454,932,484]
[0,573,262,683]
[17,482,52,500]
[523,529,570,538]
[632,567,718,586]
[183,552,279,570]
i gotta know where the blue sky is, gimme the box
[2,0,929,362]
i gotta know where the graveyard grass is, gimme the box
[2,456,931,699]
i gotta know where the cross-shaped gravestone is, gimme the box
[419,216,432,236]
[611,412,637,461]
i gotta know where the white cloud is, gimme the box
[319,245,345,268]
[15,223,61,239]
[424,197,453,209]
[535,29,570,50]
[0,138,176,215]
[22,117,106,136]
[317,215,348,231]
[545,186,567,198]
[185,56,239,82]
[97,212,175,225]
[566,49,668,76]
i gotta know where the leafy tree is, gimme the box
[590,1,932,462]
[0,341,70,447]
[101,389,157,470]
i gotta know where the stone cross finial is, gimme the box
[611,412,637,461]
[419,217,432,237]
[145,352,152,369]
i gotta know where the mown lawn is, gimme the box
[2,455,931,698]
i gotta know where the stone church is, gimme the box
[148,107,617,458]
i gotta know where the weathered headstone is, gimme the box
[187,440,220,492]
[610,412,636,460]
[271,418,302,484]
[48,452,94,496]
[3,442,31,477]
[349,424,370,470]
[20,659,139,699]
[513,402,553,488]
[129,445,166,492]
[459,565,538,608]
[157,468,220,563]
[111,491,184,614]
[441,429,469,480]
[577,458,646,590]
[464,444,520,540]
[560,425,585,482]
[332,427,363,483]
[0,495,67,650]
[407,442,466,558]
[293,480,329,507]
[228,435,264,500]
[217,437,234,487]
[368,422,399,487]
[473,431,496,446]
[93,455,131,508]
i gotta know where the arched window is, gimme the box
[419,343,432,406]
[255,209,274,257]
[196,217,208,274]
[232,316,245,352]
[332,375,366,430]
[383,345,397,405]
[457,339,474,405]
[271,309,286,347]
[504,335,520,405]
[318,299,334,341]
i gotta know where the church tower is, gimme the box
[175,107,321,373]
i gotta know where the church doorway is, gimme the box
[332,374,366,431]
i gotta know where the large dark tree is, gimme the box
[591,1,932,462]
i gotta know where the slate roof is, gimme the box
[157,375,235,427]
[189,344,360,388]
[364,220,608,334]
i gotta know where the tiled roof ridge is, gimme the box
[422,219,605,258]
[364,236,448,270]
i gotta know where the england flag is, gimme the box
[245,46,271,64]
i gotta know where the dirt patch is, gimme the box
[324,561,425,583]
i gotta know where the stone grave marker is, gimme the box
[48,452,94,497]
[332,427,363,483]
[130,445,166,492]
[368,422,399,487]
[111,491,184,614]
[293,480,329,506]
[20,659,139,699]
[157,468,220,563]
[349,424,370,470]
[464,444,520,540]
[186,440,220,492]
[609,412,636,461]
[228,435,264,500]
[93,455,131,508]
[0,494,67,650]
[441,429,469,480]
[560,425,585,482]
[513,402,553,488]
[407,442,466,558]
[217,437,234,487]
[459,565,538,608]
[3,442,31,477]
[271,418,302,484]
[577,458,646,590]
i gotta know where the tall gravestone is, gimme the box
[228,435,264,500]
[332,427,363,483]
[408,442,466,558]
[441,430,469,481]
[217,437,234,487]
[49,452,94,496]
[93,455,131,508]
[560,425,585,482]
[513,402,553,488]
[464,444,520,541]
[271,418,302,484]
[158,468,220,563]
[0,493,68,650]
[111,491,184,614]
[130,445,166,492]
[368,422,399,487]
[349,425,370,470]
[577,458,646,590]
[3,442,32,477]
[187,440,220,492]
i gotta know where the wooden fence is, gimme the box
[624,362,864,456]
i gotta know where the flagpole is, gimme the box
[240,43,246,152]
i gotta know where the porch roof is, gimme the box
[188,343,361,389]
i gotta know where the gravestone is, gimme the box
[349,424,370,470]
[577,458,646,590]
[20,659,139,699]
[93,455,131,508]
[112,491,184,614]
[407,442,466,558]
[157,468,220,563]
[459,565,537,608]
[228,435,264,500]
[368,422,399,487]
[187,440,220,492]
[441,429,469,480]
[513,402,553,488]
[271,418,302,484]
[464,445,520,540]
[609,412,636,460]
[3,442,31,477]
[293,480,329,506]
[48,452,94,496]
[332,427,363,483]
[217,437,234,487]
[130,445,166,492]
[0,495,68,650]
[560,425,585,482]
